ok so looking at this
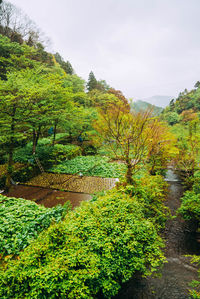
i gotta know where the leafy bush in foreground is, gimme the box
[121,173,169,229]
[187,255,200,298]
[50,155,126,178]
[0,195,71,257]
[0,191,165,298]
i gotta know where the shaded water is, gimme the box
[5,185,91,208]
[7,174,117,208]
[164,168,181,182]
[5,174,117,208]
[114,169,199,299]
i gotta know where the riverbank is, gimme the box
[114,169,199,298]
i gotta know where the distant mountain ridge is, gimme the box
[131,100,163,116]
[137,95,173,108]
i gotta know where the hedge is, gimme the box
[14,143,81,168]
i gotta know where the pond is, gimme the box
[5,185,91,208]
[5,174,118,208]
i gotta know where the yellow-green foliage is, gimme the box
[118,173,170,229]
[0,190,165,298]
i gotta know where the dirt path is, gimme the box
[115,170,199,299]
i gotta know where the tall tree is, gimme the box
[0,70,31,190]
[146,119,178,175]
[94,99,152,184]
[86,71,98,92]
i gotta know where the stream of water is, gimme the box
[114,169,199,299]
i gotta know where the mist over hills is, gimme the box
[130,100,163,116]
[137,95,173,108]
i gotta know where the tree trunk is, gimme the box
[5,108,16,191]
[32,129,37,154]
[52,121,58,146]
[126,161,134,185]
[5,146,14,191]
[35,126,41,148]
[69,130,73,143]
[125,141,134,185]
[32,126,41,154]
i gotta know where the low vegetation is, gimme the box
[0,195,71,257]
[50,155,126,178]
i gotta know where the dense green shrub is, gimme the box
[0,195,71,257]
[177,170,200,298]
[82,143,98,155]
[187,255,200,298]
[0,163,24,176]
[178,170,200,221]
[50,155,126,178]
[54,132,70,144]
[14,143,81,168]
[0,191,165,298]
[0,164,39,188]
[178,191,200,221]
[0,152,6,164]
[119,173,169,228]
[193,170,200,194]
[12,165,39,183]
[51,144,81,161]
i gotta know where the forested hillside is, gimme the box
[162,83,200,125]
[131,100,163,115]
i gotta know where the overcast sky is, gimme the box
[8,0,200,103]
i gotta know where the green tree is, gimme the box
[21,68,74,154]
[0,66,76,189]
[165,111,180,125]
[63,106,97,143]
[62,73,85,93]
[96,79,110,92]
[86,71,98,91]
[94,99,153,184]
[0,70,31,190]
